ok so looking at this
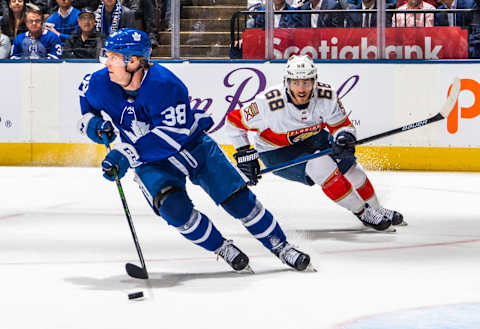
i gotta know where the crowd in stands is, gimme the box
[0,0,172,59]
[235,0,480,58]
[246,0,479,28]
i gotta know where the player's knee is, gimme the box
[154,187,193,227]
[335,155,356,174]
[221,187,259,219]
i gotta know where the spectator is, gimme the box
[295,0,344,27]
[470,1,480,57]
[47,0,100,13]
[396,0,437,8]
[346,0,395,27]
[159,0,171,31]
[45,0,80,43]
[0,0,28,41]
[347,0,397,7]
[435,0,474,26]
[252,0,299,28]
[0,25,11,57]
[63,7,101,57]
[393,0,436,26]
[123,0,158,46]
[94,0,135,37]
[10,4,62,58]
[1,0,7,17]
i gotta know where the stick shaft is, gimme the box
[102,135,148,275]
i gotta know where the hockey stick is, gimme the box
[101,134,149,280]
[261,77,461,175]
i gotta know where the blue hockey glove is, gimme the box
[79,113,117,145]
[234,146,262,186]
[101,143,142,181]
[102,150,129,181]
[332,131,356,160]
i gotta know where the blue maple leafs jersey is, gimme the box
[78,64,214,164]
[10,30,62,59]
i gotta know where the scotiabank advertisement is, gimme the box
[242,27,468,59]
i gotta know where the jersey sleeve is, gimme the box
[226,97,266,149]
[321,86,356,138]
[9,36,22,59]
[78,73,100,116]
[47,33,62,59]
[132,79,196,162]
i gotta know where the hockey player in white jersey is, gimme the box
[226,55,405,231]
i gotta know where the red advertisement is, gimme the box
[242,27,468,59]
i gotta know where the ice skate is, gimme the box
[377,207,407,226]
[356,204,392,231]
[273,242,314,272]
[215,239,253,273]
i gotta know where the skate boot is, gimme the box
[377,207,407,226]
[356,204,392,231]
[273,242,311,271]
[215,239,251,272]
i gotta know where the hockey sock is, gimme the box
[175,210,224,252]
[306,154,365,213]
[159,189,224,251]
[344,163,380,208]
[222,188,286,250]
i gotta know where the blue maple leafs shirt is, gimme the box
[78,64,213,163]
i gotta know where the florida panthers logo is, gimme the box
[120,105,150,143]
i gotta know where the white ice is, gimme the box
[1,167,480,329]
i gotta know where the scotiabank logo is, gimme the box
[447,79,480,134]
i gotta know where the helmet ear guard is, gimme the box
[283,55,318,100]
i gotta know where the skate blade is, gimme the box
[394,220,408,227]
[237,264,255,274]
[304,263,317,273]
[361,226,397,233]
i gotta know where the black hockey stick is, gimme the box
[261,77,461,175]
[101,134,149,280]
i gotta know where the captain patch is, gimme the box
[243,102,259,121]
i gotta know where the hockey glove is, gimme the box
[234,146,262,186]
[101,143,142,181]
[79,113,117,145]
[332,131,356,160]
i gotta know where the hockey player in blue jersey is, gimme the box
[78,28,312,272]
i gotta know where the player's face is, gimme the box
[289,78,314,105]
[103,51,130,81]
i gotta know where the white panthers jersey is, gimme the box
[226,82,355,152]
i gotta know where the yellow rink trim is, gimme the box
[1,143,480,171]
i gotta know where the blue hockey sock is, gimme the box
[222,188,286,250]
[159,189,224,252]
[175,210,224,252]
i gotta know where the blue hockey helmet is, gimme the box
[100,28,152,64]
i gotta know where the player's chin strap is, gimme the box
[120,59,145,88]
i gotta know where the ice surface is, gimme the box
[1,167,479,329]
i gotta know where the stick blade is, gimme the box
[126,263,149,279]
[439,77,460,118]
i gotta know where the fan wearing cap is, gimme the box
[76,28,313,273]
[63,7,102,58]
[226,55,406,231]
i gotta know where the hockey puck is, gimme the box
[128,291,144,300]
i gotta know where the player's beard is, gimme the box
[292,90,312,105]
